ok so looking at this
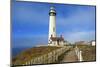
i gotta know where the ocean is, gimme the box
[12,47,31,58]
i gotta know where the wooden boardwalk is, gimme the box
[61,48,78,63]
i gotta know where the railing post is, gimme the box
[79,51,83,62]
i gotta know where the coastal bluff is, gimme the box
[12,46,71,66]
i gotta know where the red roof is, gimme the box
[50,37,64,41]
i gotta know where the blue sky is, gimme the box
[12,1,96,48]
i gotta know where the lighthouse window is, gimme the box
[49,12,56,16]
[53,27,55,32]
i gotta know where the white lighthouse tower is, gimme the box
[48,6,56,46]
[48,7,65,46]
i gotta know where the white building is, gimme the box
[91,40,96,46]
[49,35,64,46]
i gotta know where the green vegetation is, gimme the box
[12,46,61,65]
[77,45,96,61]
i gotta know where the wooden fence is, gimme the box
[22,46,71,65]
[75,46,83,62]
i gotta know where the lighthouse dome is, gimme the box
[50,6,56,13]
[50,6,55,10]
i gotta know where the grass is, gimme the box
[12,46,61,65]
[12,45,96,65]
[76,45,96,61]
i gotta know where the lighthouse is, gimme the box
[48,6,65,46]
[48,6,56,46]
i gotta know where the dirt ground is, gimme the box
[61,48,78,63]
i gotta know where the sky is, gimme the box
[12,1,96,48]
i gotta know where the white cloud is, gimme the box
[63,30,95,43]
